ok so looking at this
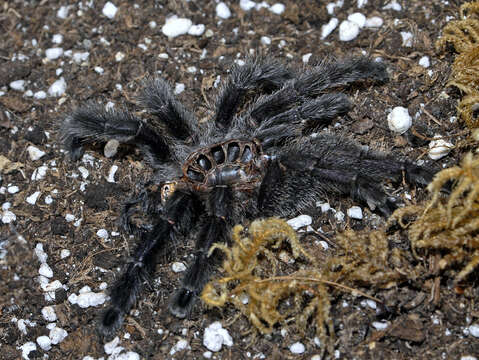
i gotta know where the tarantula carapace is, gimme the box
[61,56,434,337]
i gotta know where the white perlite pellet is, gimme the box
[175,83,185,95]
[96,229,109,239]
[102,2,118,19]
[10,80,26,91]
[365,16,383,28]
[287,214,312,230]
[57,6,69,19]
[45,47,63,60]
[188,24,205,36]
[52,34,63,44]
[321,18,338,39]
[400,31,413,47]
[48,77,66,97]
[60,249,71,259]
[34,91,47,99]
[372,321,389,330]
[27,146,46,161]
[216,2,231,19]
[162,16,192,38]
[41,306,57,322]
[35,243,48,263]
[240,0,256,11]
[37,335,52,351]
[104,139,120,158]
[469,324,479,337]
[7,186,19,194]
[269,3,285,15]
[107,165,119,183]
[387,106,412,134]
[302,53,312,63]
[172,262,187,273]
[289,342,305,354]
[20,341,37,359]
[429,135,453,160]
[39,263,53,278]
[1,211,16,224]
[348,12,366,28]
[347,206,363,219]
[339,20,360,41]
[26,191,41,205]
[203,322,233,352]
[49,326,68,344]
[419,56,430,68]
[170,339,190,355]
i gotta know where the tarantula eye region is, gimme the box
[181,139,266,191]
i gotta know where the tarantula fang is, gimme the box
[60,56,434,338]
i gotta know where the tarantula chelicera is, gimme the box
[61,56,434,337]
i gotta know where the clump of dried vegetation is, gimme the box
[437,1,479,128]
[201,218,416,354]
[392,152,479,283]
[202,152,479,354]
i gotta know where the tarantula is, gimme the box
[61,56,434,337]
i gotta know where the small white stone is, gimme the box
[32,165,48,181]
[203,351,213,359]
[41,306,57,322]
[34,91,47,100]
[20,342,37,359]
[172,262,187,273]
[65,214,75,222]
[216,2,232,19]
[188,24,205,36]
[107,165,119,183]
[289,342,305,354]
[428,135,453,160]
[27,146,46,161]
[348,12,366,28]
[41,280,63,293]
[2,202,11,211]
[321,18,338,39]
[302,53,312,63]
[115,51,126,62]
[400,31,413,47]
[339,20,360,41]
[469,324,479,337]
[26,191,41,205]
[383,0,402,11]
[240,0,256,11]
[311,355,322,360]
[170,339,189,355]
[39,263,53,278]
[203,322,233,352]
[162,17,193,38]
[269,3,285,15]
[158,53,169,59]
[45,47,63,60]
[48,77,66,97]
[9,80,25,91]
[174,83,185,95]
[76,291,107,308]
[149,21,157,29]
[1,211,16,224]
[35,243,48,263]
[57,6,69,19]
[287,214,312,230]
[44,195,53,204]
[334,210,345,222]
[7,186,19,194]
[357,0,368,7]
[387,106,412,134]
[347,206,363,220]
[460,356,478,360]
[37,335,52,351]
[366,299,377,309]
[52,34,63,44]
[103,2,118,19]
[261,36,272,45]
[94,66,104,74]
[49,326,68,345]
[372,321,389,330]
[73,52,89,64]
[96,229,109,239]
[104,336,121,355]
[419,56,430,68]
[78,166,89,179]
[365,16,383,28]
[60,249,71,259]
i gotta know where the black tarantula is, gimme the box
[61,56,434,337]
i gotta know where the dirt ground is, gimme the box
[1,0,478,359]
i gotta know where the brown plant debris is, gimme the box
[437,1,479,128]
[392,152,479,282]
[201,218,416,354]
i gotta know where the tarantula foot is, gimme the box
[169,287,196,318]
[375,196,403,217]
[98,306,125,340]
[67,136,85,161]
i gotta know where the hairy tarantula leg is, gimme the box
[98,190,201,339]
[139,78,199,141]
[295,57,388,97]
[61,103,171,162]
[169,186,232,318]
[213,56,294,129]
[255,93,352,147]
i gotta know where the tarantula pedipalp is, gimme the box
[61,56,434,338]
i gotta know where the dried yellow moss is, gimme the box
[202,218,414,355]
[437,1,479,128]
[392,153,479,282]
